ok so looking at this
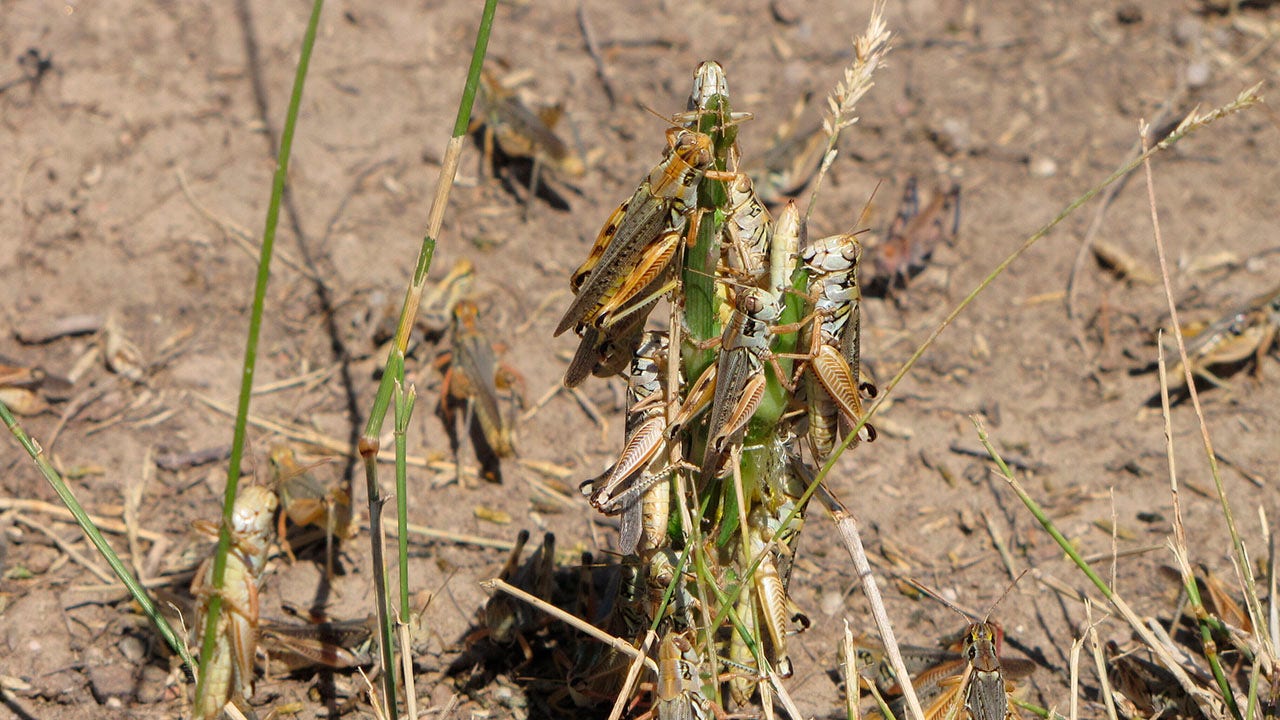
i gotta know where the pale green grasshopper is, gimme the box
[191,485,278,720]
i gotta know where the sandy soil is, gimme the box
[2,1,1278,718]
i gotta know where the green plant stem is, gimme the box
[194,0,324,708]
[974,418,1237,720]
[394,377,415,623]
[0,400,196,672]
[366,352,403,718]
[352,5,497,714]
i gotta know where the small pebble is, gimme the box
[820,590,844,616]
[1185,61,1211,89]
[118,635,147,663]
[1029,156,1058,178]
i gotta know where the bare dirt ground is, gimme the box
[2,1,1278,718]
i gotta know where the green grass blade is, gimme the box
[194,0,326,708]
[0,399,196,672]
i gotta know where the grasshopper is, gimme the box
[893,577,1036,720]
[259,612,374,674]
[269,444,353,580]
[652,632,712,720]
[798,230,878,461]
[478,530,556,658]
[556,127,721,338]
[746,119,827,206]
[436,299,524,481]
[580,332,674,554]
[191,485,278,720]
[472,67,585,209]
[913,621,1029,720]
[1105,640,1205,720]
[698,286,783,482]
[1169,281,1280,389]
[721,173,773,287]
[869,176,961,294]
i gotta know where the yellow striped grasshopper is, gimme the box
[269,444,353,581]
[436,298,525,481]
[1169,280,1280,389]
[580,331,676,554]
[471,66,585,210]
[191,485,278,720]
[556,127,722,340]
[797,227,878,462]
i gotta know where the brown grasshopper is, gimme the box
[896,578,1035,720]
[269,444,353,580]
[471,67,585,209]
[746,119,826,206]
[556,127,722,338]
[436,299,525,481]
[649,632,713,720]
[191,485,278,720]
[477,530,556,659]
[580,331,673,554]
[798,229,878,461]
[1169,281,1280,389]
[869,176,961,294]
[259,611,374,675]
[1105,640,1205,720]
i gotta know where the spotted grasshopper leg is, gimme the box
[191,486,278,720]
[798,228,878,462]
[556,128,718,337]
[579,332,672,554]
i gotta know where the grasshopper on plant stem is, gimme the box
[556,128,723,338]
[191,485,278,720]
[721,173,773,288]
[580,331,675,554]
[696,286,783,484]
[651,631,713,720]
[798,229,878,462]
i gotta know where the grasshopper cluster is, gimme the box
[557,61,879,715]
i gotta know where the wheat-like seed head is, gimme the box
[823,1,892,139]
